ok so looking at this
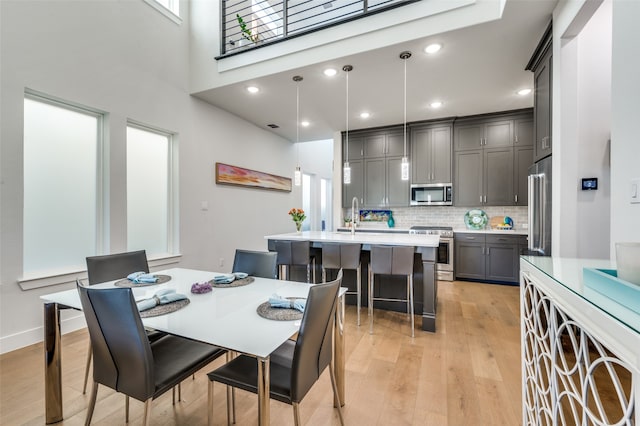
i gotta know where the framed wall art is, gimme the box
[215,162,292,192]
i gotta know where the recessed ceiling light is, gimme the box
[323,68,337,77]
[517,88,532,96]
[246,86,259,94]
[430,101,442,108]
[424,43,442,54]
[360,112,370,119]
[301,121,310,127]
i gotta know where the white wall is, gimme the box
[575,1,611,259]
[553,0,613,259]
[554,0,612,259]
[610,0,640,257]
[0,1,298,353]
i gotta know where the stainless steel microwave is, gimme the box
[410,183,453,206]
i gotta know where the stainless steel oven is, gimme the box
[409,226,454,281]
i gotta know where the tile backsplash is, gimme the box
[343,206,528,230]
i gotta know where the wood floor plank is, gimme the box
[0,280,523,425]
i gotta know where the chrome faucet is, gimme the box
[351,197,359,235]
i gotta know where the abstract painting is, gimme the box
[215,162,292,192]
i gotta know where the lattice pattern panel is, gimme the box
[521,275,635,425]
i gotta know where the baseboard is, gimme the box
[0,313,87,355]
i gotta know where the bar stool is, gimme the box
[321,243,362,326]
[272,240,316,283]
[369,245,416,337]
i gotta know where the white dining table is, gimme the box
[40,268,346,425]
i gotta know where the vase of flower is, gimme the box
[288,208,306,234]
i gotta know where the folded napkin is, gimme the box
[269,294,306,312]
[127,271,158,284]
[136,288,187,311]
[213,273,236,284]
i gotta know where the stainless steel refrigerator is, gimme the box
[527,156,552,255]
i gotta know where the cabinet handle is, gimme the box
[483,195,487,204]
[466,236,476,240]
[542,136,549,149]
[515,194,518,203]
[480,195,483,204]
[486,247,490,255]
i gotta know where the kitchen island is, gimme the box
[520,256,639,424]
[265,231,439,332]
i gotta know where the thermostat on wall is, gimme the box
[581,178,598,190]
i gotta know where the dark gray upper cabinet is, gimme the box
[362,133,386,158]
[343,134,364,160]
[342,127,408,208]
[526,22,552,162]
[364,157,386,207]
[514,117,534,146]
[454,119,512,150]
[533,50,552,161]
[411,123,452,183]
[342,159,364,207]
[386,156,410,206]
[362,130,406,158]
[484,147,514,206]
[453,110,533,207]
[385,131,407,157]
[454,150,483,206]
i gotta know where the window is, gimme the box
[302,173,312,231]
[144,0,181,23]
[23,93,103,276]
[126,124,176,257]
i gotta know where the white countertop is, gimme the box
[265,231,440,247]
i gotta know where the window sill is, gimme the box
[17,254,182,290]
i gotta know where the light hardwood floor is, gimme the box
[0,280,522,425]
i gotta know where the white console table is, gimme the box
[520,256,639,425]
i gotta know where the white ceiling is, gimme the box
[194,0,557,143]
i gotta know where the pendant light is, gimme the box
[342,65,353,184]
[400,51,411,181]
[293,75,303,186]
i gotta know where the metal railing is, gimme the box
[220,0,416,56]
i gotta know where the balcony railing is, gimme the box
[220,0,417,57]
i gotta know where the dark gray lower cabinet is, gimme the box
[455,233,521,284]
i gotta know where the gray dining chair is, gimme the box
[82,250,166,394]
[369,245,416,337]
[206,270,345,426]
[77,281,226,425]
[232,249,278,279]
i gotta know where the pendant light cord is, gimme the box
[345,68,349,163]
[403,54,407,158]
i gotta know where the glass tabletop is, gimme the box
[521,256,640,334]
[41,268,315,358]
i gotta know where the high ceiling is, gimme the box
[194,0,557,143]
